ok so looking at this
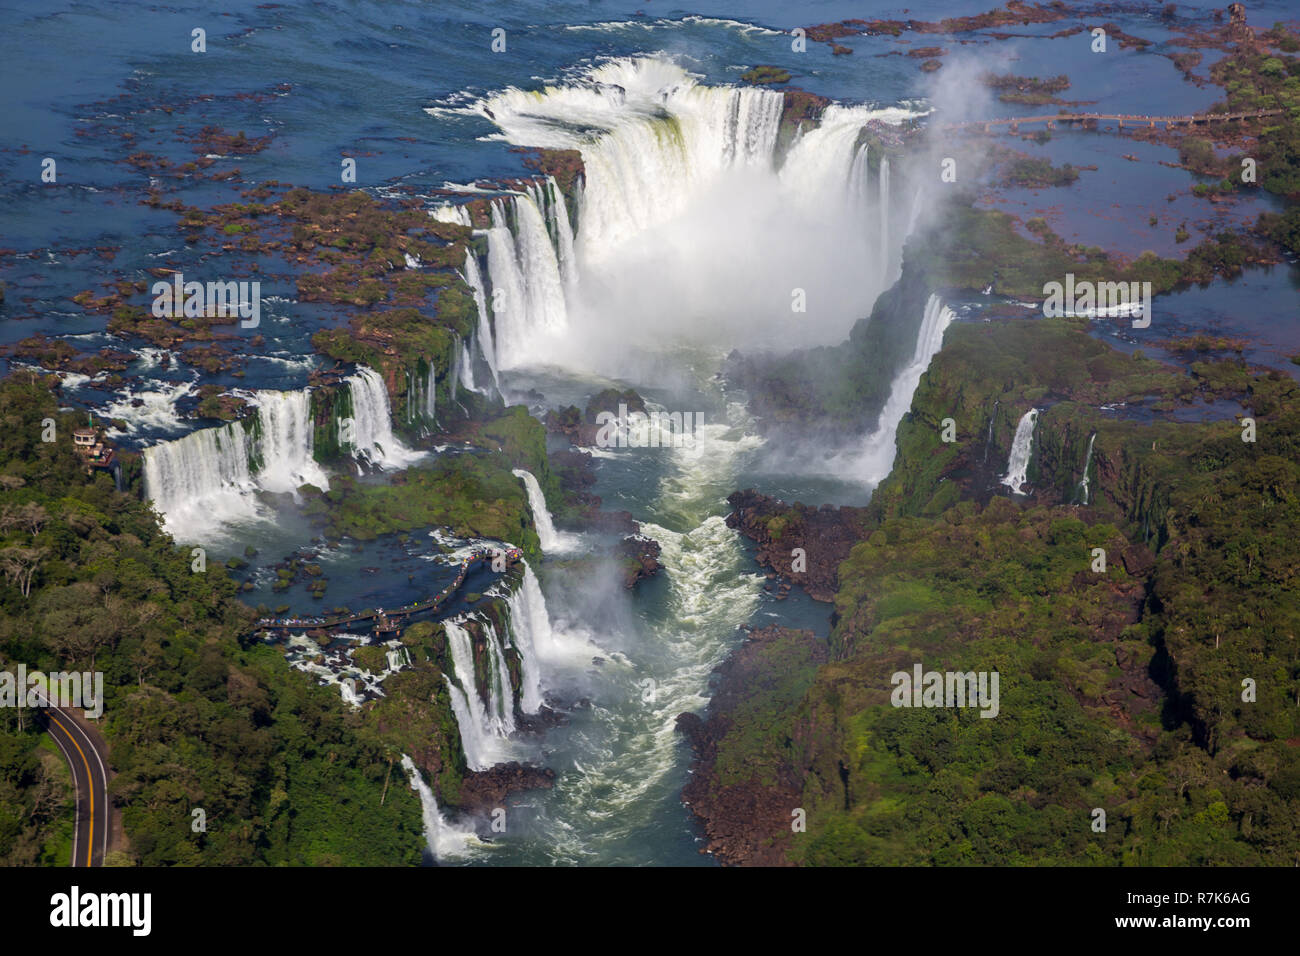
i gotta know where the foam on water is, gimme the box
[504,393,764,863]
[103,380,196,436]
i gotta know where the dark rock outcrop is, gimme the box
[726,490,871,601]
[544,388,647,447]
[617,535,662,589]
[454,763,556,814]
[677,626,828,866]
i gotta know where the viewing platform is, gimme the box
[251,547,523,638]
[938,108,1283,134]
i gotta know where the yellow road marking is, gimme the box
[48,711,93,867]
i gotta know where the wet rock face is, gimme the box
[546,446,639,535]
[544,388,647,448]
[544,406,600,446]
[725,489,871,602]
[454,762,556,814]
[617,535,661,589]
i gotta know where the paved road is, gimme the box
[34,692,109,867]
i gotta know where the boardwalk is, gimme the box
[941,107,1283,133]
[251,546,522,636]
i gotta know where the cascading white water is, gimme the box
[778,104,888,212]
[459,338,480,395]
[1001,409,1040,495]
[832,294,955,484]
[488,191,567,370]
[447,340,464,407]
[401,754,477,861]
[443,620,514,771]
[252,389,330,494]
[425,362,437,421]
[482,619,516,735]
[143,385,335,539]
[1075,432,1096,505]
[906,183,924,239]
[545,177,578,295]
[440,57,920,372]
[878,155,891,284]
[462,58,784,257]
[848,142,870,214]
[485,201,531,371]
[143,420,260,539]
[407,365,436,427]
[342,366,423,470]
[505,561,552,714]
[430,203,472,227]
[512,468,577,553]
[405,368,419,425]
[461,252,499,389]
[982,400,1000,463]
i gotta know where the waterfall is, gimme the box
[461,252,499,389]
[342,366,423,470]
[837,294,955,484]
[512,468,576,553]
[430,203,472,227]
[401,755,477,861]
[437,563,560,769]
[1075,432,1097,505]
[848,143,870,214]
[448,58,918,369]
[505,561,551,714]
[443,620,513,771]
[426,361,437,421]
[405,364,436,428]
[340,679,363,706]
[447,340,464,407]
[485,201,530,371]
[143,419,260,539]
[982,400,1000,464]
[467,58,784,259]
[459,337,480,396]
[779,104,877,214]
[486,192,567,371]
[408,365,432,427]
[878,156,891,284]
[516,187,566,336]
[144,385,331,538]
[1001,409,1040,495]
[906,183,924,238]
[482,619,516,735]
[546,177,578,295]
[252,389,329,494]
